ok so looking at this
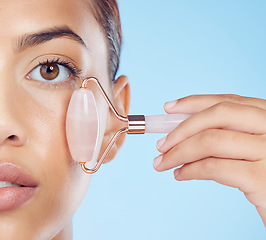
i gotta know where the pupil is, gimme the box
[40,63,59,81]
[47,66,54,73]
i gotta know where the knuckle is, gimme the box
[219,94,250,105]
[213,101,235,115]
[223,94,242,102]
[236,161,266,193]
[202,158,218,176]
[199,129,221,148]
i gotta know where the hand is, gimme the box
[153,94,266,226]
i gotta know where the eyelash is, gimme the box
[37,58,82,79]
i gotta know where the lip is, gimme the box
[0,162,38,211]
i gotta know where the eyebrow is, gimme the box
[15,26,86,51]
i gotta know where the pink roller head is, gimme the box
[66,89,99,163]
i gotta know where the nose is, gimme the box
[0,85,28,148]
[0,118,27,147]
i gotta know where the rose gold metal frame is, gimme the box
[78,77,146,174]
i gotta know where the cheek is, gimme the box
[21,86,92,235]
[18,76,110,237]
[29,88,90,187]
[27,89,72,164]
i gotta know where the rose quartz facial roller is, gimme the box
[66,77,191,174]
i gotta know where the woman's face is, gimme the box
[0,0,116,239]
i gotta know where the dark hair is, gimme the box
[90,0,122,82]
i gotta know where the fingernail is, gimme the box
[153,155,163,168]
[157,136,167,150]
[164,100,178,110]
[174,168,180,179]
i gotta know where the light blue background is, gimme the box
[74,1,266,239]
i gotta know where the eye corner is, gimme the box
[25,73,31,80]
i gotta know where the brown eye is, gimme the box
[40,63,59,81]
[28,61,71,83]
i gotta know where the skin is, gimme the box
[154,94,266,227]
[2,0,263,237]
[0,0,129,239]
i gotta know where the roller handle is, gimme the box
[145,114,191,133]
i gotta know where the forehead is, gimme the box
[0,0,100,45]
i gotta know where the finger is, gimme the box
[174,158,256,192]
[164,94,266,114]
[158,101,266,153]
[154,129,266,172]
